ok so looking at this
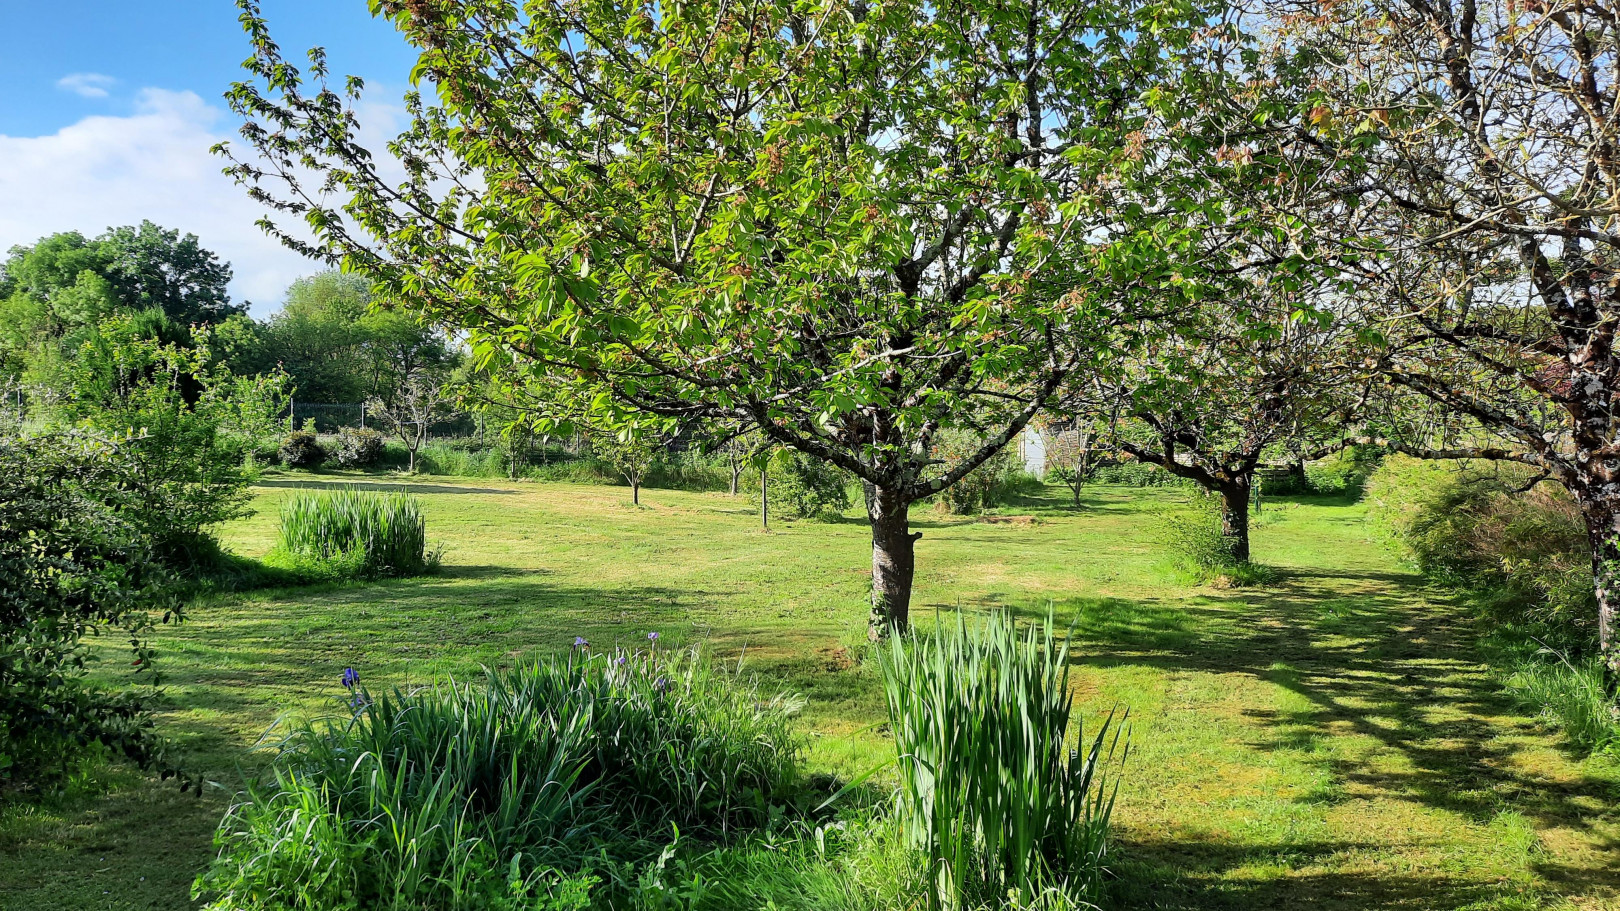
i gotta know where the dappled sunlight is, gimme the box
[43,482,1618,909]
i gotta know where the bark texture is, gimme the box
[869,483,921,639]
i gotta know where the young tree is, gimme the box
[595,431,658,506]
[1038,421,1098,508]
[59,314,264,566]
[221,0,1214,636]
[366,370,455,473]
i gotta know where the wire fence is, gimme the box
[286,400,368,432]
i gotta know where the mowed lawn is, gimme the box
[4,476,1620,910]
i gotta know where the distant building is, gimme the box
[1018,426,1048,477]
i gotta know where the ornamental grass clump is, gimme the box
[878,611,1128,910]
[195,641,805,910]
[277,488,434,577]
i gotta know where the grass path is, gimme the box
[2,477,1618,909]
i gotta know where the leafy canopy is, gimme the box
[222,0,1221,499]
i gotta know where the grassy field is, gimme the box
[3,476,1619,910]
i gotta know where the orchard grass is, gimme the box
[3,478,1620,909]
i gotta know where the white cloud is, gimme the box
[56,72,118,99]
[0,88,415,318]
[0,89,333,317]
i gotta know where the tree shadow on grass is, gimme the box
[1109,836,1550,910]
[1030,568,1620,906]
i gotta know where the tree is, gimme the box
[60,314,267,566]
[1086,285,1367,563]
[1255,0,1620,684]
[247,272,458,411]
[366,370,455,472]
[221,0,1215,636]
[1040,421,1097,508]
[358,309,457,409]
[97,221,242,326]
[256,271,372,402]
[0,224,241,386]
[718,428,763,498]
[595,431,658,506]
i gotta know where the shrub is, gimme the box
[330,426,384,468]
[62,315,258,567]
[932,433,1022,515]
[1365,456,1593,641]
[0,431,183,791]
[1090,460,1184,487]
[877,611,1126,910]
[276,488,435,578]
[1305,446,1381,496]
[1161,495,1273,586]
[195,643,803,910]
[278,429,326,468]
[773,452,852,520]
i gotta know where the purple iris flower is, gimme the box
[341,667,359,690]
[573,636,589,648]
[647,632,660,643]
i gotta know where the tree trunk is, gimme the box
[1579,495,1620,694]
[1219,478,1251,564]
[632,475,640,506]
[1288,459,1308,491]
[1073,438,1091,507]
[869,483,920,640]
[729,453,741,496]
[761,468,769,530]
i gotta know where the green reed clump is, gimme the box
[195,643,804,910]
[276,488,435,577]
[878,611,1128,910]
[1506,650,1620,754]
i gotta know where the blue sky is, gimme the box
[0,1,421,314]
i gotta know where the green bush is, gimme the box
[1160,495,1272,586]
[1090,460,1184,487]
[1257,465,1311,497]
[772,452,852,520]
[330,427,384,468]
[278,429,326,468]
[61,314,259,567]
[931,434,1027,515]
[0,431,183,791]
[194,643,804,910]
[877,612,1126,910]
[1304,446,1381,496]
[275,489,436,578]
[1365,456,1593,641]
